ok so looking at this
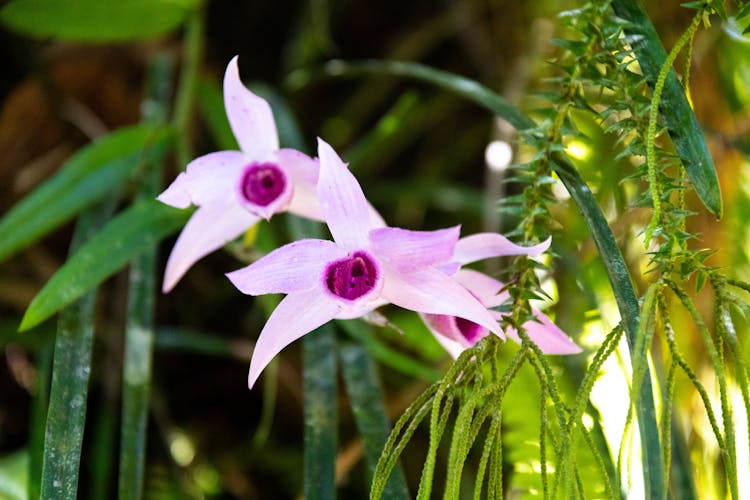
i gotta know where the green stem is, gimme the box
[28,342,52,500]
[643,13,702,244]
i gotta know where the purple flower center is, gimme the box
[325,251,379,301]
[240,163,287,207]
[454,317,486,344]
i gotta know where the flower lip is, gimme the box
[424,313,488,346]
[324,250,382,302]
[454,317,487,344]
[236,161,293,218]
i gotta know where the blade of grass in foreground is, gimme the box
[340,340,410,500]
[0,124,171,264]
[303,324,338,499]
[40,199,116,499]
[119,53,173,500]
[299,59,666,499]
[20,199,190,331]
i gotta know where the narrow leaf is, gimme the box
[339,340,410,500]
[119,54,172,500]
[41,199,116,499]
[20,199,190,331]
[0,0,196,42]
[27,341,52,500]
[303,324,338,500]
[0,125,172,263]
[611,0,722,217]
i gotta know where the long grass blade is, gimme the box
[0,125,172,264]
[118,52,174,500]
[20,199,189,331]
[40,199,117,499]
[340,340,410,499]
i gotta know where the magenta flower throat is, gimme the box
[325,251,380,300]
[239,162,288,207]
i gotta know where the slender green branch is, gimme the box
[611,0,722,217]
[643,13,702,244]
[668,280,738,499]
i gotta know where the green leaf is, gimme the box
[0,125,172,263]
[20,199,190,331]
[339,341,410,499]
[303,325,338,500]
[41,199,116,499]
[611,0,722,218]
[119,55,171,500]
[0,0,196,42]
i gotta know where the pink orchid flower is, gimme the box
[157,56,326,292]
[422,235,581,357]
[227,138,505,389]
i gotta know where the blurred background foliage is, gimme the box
[1,0,750,498]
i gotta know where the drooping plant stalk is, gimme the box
[643,12,703,244]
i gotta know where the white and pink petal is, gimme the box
[224,56,279,160]
[247,290,340,389]
[453,234,551,265]
[162,201,259,292]
[157,151,246,209]
[379,265,504,338]
[368,226,460,272]
[316,138,373,250]
[226,239,348,296]
[506,310,581,355]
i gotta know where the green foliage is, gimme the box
[20,199,190,331]
[0,125,172,263]
[4,0,750,498]
[611,0,722,218]
[0,0,197,42]
[41,199,117,500]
